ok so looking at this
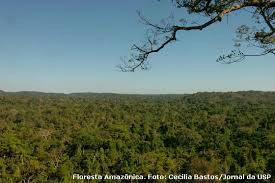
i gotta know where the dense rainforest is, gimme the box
[0,91,274,183]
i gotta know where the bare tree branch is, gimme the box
[120,0,275,71]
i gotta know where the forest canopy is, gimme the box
[0,91,274,182]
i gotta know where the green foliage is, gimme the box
[0,91,274,182]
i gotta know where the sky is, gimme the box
[0,0,274,94]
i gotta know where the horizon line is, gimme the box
[1,89,275,95]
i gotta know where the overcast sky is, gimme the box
[0,0,274,94]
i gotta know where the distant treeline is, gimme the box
[0,91,274,183]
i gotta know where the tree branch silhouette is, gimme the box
[119,0,275,71]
